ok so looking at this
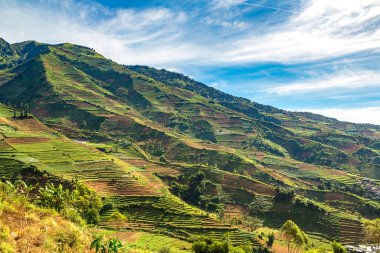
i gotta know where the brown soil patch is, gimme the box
[325,192,345,201]
[341,143,361,153]
[255,152,266,161]
[222,173,276,196]
[123,159,153,167]
[13,118,55,133]
[114,232,143,243]
[85,181,112,195]
[298,163,346,176]
[126,159,182,176]
[224,204,247,219]
[145,166,181,176]
[85,179,159,196]
[6,137,51,144]
[271,243,290,253]
[297,163,316,171]
[0,117,18,128]
[328,169,347,176]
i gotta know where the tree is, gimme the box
[108,211,127,239]
[6,180,38,198]
[331,241,347,253]
[364,218,380,247]
[275,187,295,202]
[281,220,309,253]
[243,216,263,232]
[267,232,275,247]
[191,236,250,253]
[85,207,101,225]
[38,182,102,224]
[13,104,16,118]
[24,103,29,117]
[192,236,229,253]
[19,102,24,118]
[38,183,66,212]
[185,171,205,203]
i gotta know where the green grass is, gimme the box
[126,232,191,252]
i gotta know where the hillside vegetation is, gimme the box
[0,180,92,252]
[0,38,379,249]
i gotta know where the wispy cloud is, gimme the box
[210,0,245,10]
[265,70,380,95]
[226,0,300,14]
[303,107,380,125]
[225,0,380,63]
[0,0,197,66]
[1,0,379,66]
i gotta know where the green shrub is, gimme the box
[331,241,347,253]
[248,196,273,216]
[192,236,229,253]
[158,245,172,253]
[274,187,294,202]
[38,181,102,225]
[0,242,14,253]
[62,207,86,226]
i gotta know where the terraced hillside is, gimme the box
[0,38,379,245]
[0,104,257,245]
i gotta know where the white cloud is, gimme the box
[0,0,198,67]
[1,0,379,66]
[206,18,247,29]
[225,0,380,63]
[210,0,245,10]
[303,107,380,125]
[265,70,380,95]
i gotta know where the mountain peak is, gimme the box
[0,37,12,50]
[0,38,21,69]
[0,37,8,44]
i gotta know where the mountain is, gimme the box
[0,38,21,69]
[0,38,379,247]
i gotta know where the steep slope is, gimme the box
[127,66,380,179]
[0,38,379,245]
[0,103,256,245]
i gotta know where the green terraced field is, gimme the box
[0,38,379,247]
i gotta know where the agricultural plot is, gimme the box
[122,232,192,252]
[259,155,356,185]
[0,109,257,245]
[99,193,258,245]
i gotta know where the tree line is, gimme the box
[10,102,30,118]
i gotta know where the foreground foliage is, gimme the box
[90,236,123,253]
[38,180,103,225]
[0,181,91,252]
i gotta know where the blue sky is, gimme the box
[0,0,380,124]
